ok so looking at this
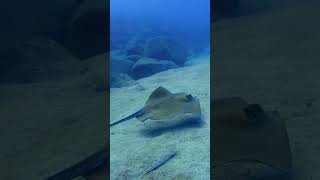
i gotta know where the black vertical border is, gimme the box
[210,0,214,179]
[106,0,111,178]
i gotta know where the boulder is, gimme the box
[110,49,126,58]
[126,54,141,63]
[110,73,140,88]
[144,36,189,66]
[82,50,134,79]
[130,57,178,79]
[124,37,145,56]
[80,53,142,91]
[110,22,140,50]
[110,53,134,75]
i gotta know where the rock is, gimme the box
[110,49,126,59]
[126,54,141,62]
[110,53,134,75]
[80,52,135,91]
[130,57,178,79]
[110,73,140,88]
[110,22,139,50]
[144,36,189,66]
[0,37,82,83]
[125,37,145,56]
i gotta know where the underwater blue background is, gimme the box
[110,0,210,57]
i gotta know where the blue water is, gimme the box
[110,0,210,67]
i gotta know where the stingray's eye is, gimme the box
[186,94,193,101]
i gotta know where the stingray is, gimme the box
[110,86,201,127]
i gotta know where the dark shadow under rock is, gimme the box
[130,57,178,79]
[110,73,140,88]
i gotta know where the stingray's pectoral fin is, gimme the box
[110,109,145,127]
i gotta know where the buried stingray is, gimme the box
[110,86,202,127]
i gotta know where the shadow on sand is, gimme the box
[139,117,205,138]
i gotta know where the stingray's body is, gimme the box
[110,86,201,127]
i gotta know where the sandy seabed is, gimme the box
[110,61,210,180]
[0,80,107,180]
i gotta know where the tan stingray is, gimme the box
[110,86,201,127]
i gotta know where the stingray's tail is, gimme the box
[110,109,145,127]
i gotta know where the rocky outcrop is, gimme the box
[143,36,189,66]
[126,54,141,63]
[110,52,134,75]
[124,37,145,56]
[130,57,178,79]
[110,73,140,88]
